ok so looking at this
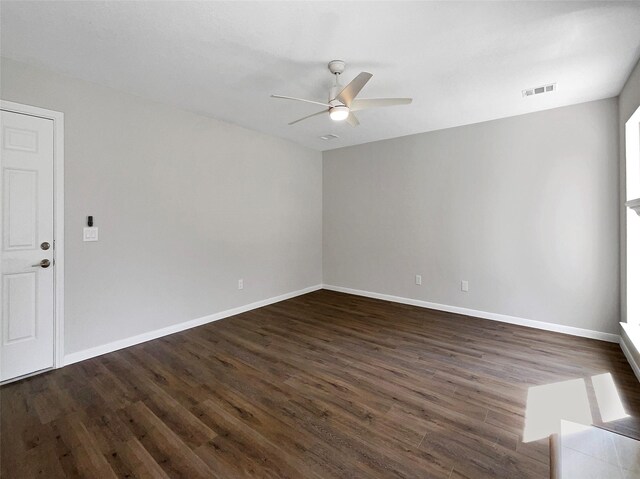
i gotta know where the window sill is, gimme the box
[620,322,640,383]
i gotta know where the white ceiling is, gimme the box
[2,1,640,151]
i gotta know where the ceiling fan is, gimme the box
[271,60,412,126]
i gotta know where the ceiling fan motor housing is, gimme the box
[329,86,343,105]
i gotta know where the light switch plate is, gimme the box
[83,227,98,242]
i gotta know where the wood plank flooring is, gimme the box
[2,290,639,478]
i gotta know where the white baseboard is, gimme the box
[63,282,620,367]
[63,284,323,366]
[322,284,620,343]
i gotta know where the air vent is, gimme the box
[319,134,339,140]
[522,83,556,97]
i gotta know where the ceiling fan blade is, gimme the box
[345,111,360,127]
[271,95,330,108]
[288,109,328,125]
[336,72,373,106]
[350,98,412,112]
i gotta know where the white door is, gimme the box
[0,110,55,382]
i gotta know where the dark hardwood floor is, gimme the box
[2,290,639,478]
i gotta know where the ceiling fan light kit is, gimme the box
[329,105,349,121]
[271,60,413,127]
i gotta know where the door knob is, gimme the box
[32,259,51,268]
[41,242,50,250]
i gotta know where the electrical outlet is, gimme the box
[415,275,422,285]
[461,280,469,292]
[83,227,98,242]
[238,279,244,290]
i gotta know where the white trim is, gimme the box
[0,100,65,369]
[620,322,640,383]
[620,335,640,383]
[63,284,323,366]
[322,284,620,343]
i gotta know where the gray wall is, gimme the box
[323,98,620,334]
[0,54,628,352]
[619,56,640,323]
[1,58,323,355]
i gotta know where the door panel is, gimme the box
[3,272,37,343]
[4,168,38,249]
[0,110,54,381]
[3,126,39,153]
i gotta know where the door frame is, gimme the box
[1,100,65,370]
